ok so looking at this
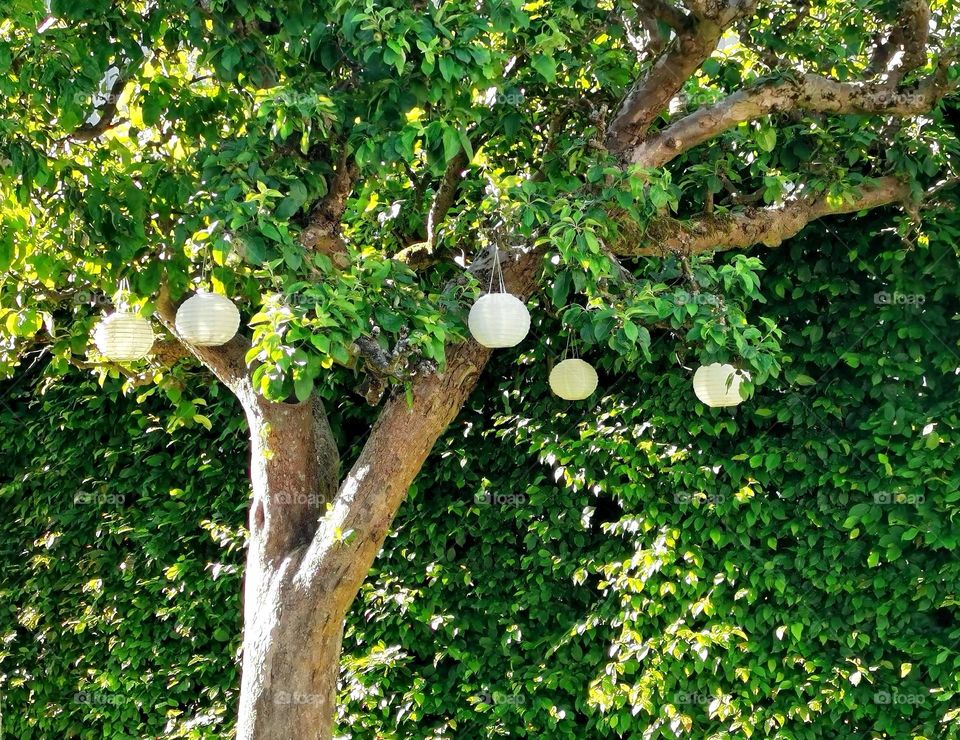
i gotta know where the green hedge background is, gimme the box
[2,212,960,738]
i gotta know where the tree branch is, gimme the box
[605,18,725,153]
[69,72,128,142]
[869,0,931,85]
[295,247,545,608]
[629,66,955,168]
[299,146,357,267]
[635,0,694,34]
[395,149,470,269]
[610,177,911,256]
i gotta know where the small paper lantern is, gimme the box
[549,358,598,400]
[693,363,746,408]
[93,312,154,361]
[175,291,241,347]
[468,293,530,348]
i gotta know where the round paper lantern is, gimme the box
[693,363,746,408]
[549,358,598,400]
[467,293,530,348]
[93,312,154,361]
[175,291,241,346]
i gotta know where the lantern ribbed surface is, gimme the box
[93,312,154,361]
[467,293,530,348]
[549,358,598,400]
[175,291,241,347]
[693,363,746,408]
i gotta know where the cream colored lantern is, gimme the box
[549,358,598,400]
[93,312,154,361]
[468,293,530,348]
[175,291,241,347]
[693,363,747,408]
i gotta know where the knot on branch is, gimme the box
[353,328,437,405]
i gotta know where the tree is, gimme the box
[1,0,957,736]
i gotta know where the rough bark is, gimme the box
[158,289,343,739]
[629,68,954,168]
[611,177,912,256]
[235,396,341,740]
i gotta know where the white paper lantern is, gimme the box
[549,358,598,400]
[93,312,154,361]
[693,363,747,408]
[468,293,530,348]
[175,291,241,347]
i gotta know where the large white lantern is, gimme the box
[468,293,530,348]
[693,363,747,408]
[93,312,154,361]
[549,358,598,400]
[175,291,241,347]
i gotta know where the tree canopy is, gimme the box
[1,0,956,399]
[2,0,960,737]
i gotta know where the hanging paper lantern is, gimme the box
[468,293,530,348]
[93,312,154,361]
[549,358,598,400]
[175,291,241,347]
[693,363,746,408]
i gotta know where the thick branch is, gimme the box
[606,18,724,153]
[630,68,955,167]
[295,247,545,610]
[395,149,470,269]
[299,147,357,266]
[635,0,694,33]
[869,0,931,85]
[611,177,910,256]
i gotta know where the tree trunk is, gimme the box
[234,394,342,739]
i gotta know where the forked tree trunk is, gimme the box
[234,394,343,739]
[223,252,543,738]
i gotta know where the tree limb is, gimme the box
[869,0,931,85]
[610,177,911,256]
[395,149,470,269]
[69,72,128,142]
[629,66,956,167]
[635,0,694,34]
[300,146,357,267]
[605,18,725,153]
[296,247,545,607]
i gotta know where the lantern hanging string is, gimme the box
[113,277,132,312]
[487,243,506,295]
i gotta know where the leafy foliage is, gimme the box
[3,205,960,737]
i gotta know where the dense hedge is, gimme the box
[2,209,960,737]
[0,378,248,738]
